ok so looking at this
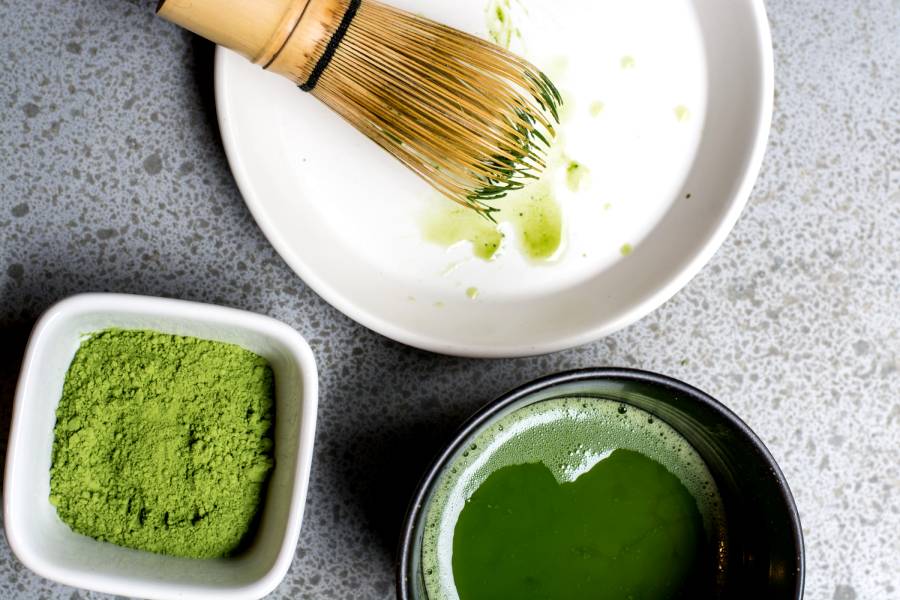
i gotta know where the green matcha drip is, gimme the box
[423,178,563,262]
[423,206,504,261]
[50,329,275,559]
[566,160,591,192]
[485,0,522,49]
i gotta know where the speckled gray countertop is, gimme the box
[1,0,898,598]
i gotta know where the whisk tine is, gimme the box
[308,0,560,214]
[329,48,538,166]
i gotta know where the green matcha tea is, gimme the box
[421,398,726,600]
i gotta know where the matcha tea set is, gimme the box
[4,0,804,599]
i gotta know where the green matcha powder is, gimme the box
[50,329,275,559]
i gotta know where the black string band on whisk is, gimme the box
[300,0,361,92]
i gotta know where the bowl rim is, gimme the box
[3,293,319,600]
[396,367,805,599]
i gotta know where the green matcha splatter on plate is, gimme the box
[423,206,504,261]
[423,175,563,263]
[566,161,592,192]
[485,0,523,49]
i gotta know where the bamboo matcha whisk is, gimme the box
[157,0,561,215]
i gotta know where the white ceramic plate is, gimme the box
[215,0,773,357]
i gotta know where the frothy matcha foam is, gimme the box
[421,397,726,600]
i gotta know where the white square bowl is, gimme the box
[3,293,318,600]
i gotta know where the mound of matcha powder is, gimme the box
[50,329,275,559]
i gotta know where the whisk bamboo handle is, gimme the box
[157,0,346,87]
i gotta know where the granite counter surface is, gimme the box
[1,0,898,598]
